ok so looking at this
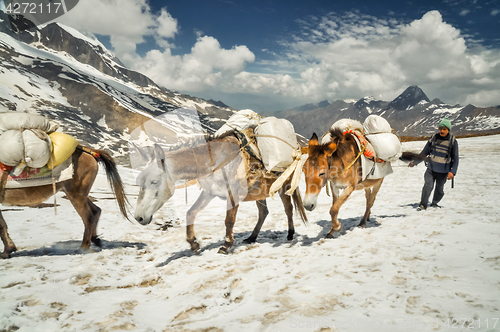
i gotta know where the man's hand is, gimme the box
[447,172,454,180]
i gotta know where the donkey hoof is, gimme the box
[91,236,102,247]
[1,251,11,259]
[217,246,230,255]
[243,237,256,244]
[357,223,366,229]
[325,233,335,239]
[76,247,95,255]
[287,234,294,241]
[190,242,200,253]
[1,246,17,259]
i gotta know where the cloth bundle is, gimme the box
[0,112,59,171]
[363,115,402,162]
[0,112,78,175]
[215,109,262,137]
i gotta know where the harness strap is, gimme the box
[77,146,100,159]
[330,144,366,178]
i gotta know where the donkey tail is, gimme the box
[399,151,429,163]
[79,146,131,221]
[292,189,308,226]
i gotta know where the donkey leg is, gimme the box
[218,203,239,254]
[359,179,384,228]
[359,188,372,228]
[186,191,214,252]
[0,211,17,259]
[244,200,268,244]
[64,191,100,252]
[88,199,102,247]
[279,189,295,241]
[326,186,355,238]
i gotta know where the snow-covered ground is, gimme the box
[1,135,499,332]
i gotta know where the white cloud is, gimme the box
[54,4,500,108]
[56,0,156,55]
[465,90,500,106]
[156,8,178,39]
[131,36,255,92]
[492,9,500,16]
[247,10,499,107]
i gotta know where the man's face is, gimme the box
[439,126,449,137]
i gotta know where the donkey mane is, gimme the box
[310,127,356,157]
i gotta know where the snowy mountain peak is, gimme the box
[388,85,430,111]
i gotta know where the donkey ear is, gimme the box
[153,144,165,161]
[131,142,151,162]
[325,141,337,157]
[309,133,319,146]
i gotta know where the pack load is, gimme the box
[214,111,304,196]
[215,109,262,137]
[323,119,377,160]
[254,116,299,172]
[0,112,79,173]
[330,118,364,134]
[363,115,401,162]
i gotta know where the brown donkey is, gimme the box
[302,129,384,237]
[0,146,129,258]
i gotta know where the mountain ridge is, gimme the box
[277,86,500,137]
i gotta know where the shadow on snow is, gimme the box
[157,214,406,266]
[10,239,147,258]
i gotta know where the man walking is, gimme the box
[409,117,459,211]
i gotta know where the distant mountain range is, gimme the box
[274,86,500,137]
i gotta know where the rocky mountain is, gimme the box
[0,17,235,164]
[280,86,500,137]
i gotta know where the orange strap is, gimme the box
[0,162,13,172]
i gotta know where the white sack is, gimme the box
[0,130,24,166]
[365,133,402,162]
[0,112,58,133]
[0,129,52,168]
[330,119,364,134]
[23,130,52,168]
[363,114,392,134]
[215,109,261,137]
[255,117,298,172]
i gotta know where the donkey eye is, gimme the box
[151,179,160,185]
[319,172,326,177]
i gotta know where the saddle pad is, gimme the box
[352,134,393,180]
[1,157,73,189]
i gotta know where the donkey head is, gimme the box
[302,133,337,211]
[134,144,175,225]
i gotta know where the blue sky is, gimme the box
[53,0,500,112]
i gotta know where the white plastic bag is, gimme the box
[0,129,52,168]
[255,117,298,172]
[365,133,401,162]
[215,109,261,137]
[0,112,58,133]
[363,114,392,134]
[330,119,364,134]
